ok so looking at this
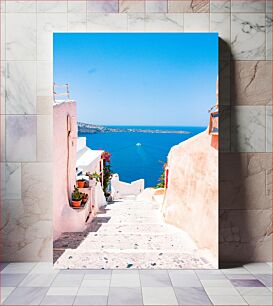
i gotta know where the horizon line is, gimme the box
[78,123,207,128]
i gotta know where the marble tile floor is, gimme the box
[0,262,272,305]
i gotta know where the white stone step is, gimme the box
[77,233,198,252]
[92,223,180,234]
[106,204,158,211]
[54,249,215,269]
[54,196,216,269]
[104,205,159,212]
[105,217,161,224]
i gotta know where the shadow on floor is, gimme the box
[53,206,111,263]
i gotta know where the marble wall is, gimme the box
[0,0,272,263]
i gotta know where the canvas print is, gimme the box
[53,33,219,269]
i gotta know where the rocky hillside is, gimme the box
[77,122,190,134]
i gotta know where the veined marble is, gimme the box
[68,0,87,13]
[220,208,272,262]
[37,96,53,116]
[87,0,118,13]
[210,13,230,43]
[37,115,53,162]
[119,0,144,13]
[210,0,231,13]
[231,61,272,105]
[266,106,272,152]
[210,13,231,59]
[2,163,21,200]
[219,60,230,105]
[128,13,145,32]
[37,13,67,61]
[0,199,25,261]
[144,13,183,32]
[1,13,5,61]
[266,0,272,12]
[37,1,68,13]
[87,13,127,32]
[231,0,266,13]
[219,106,231,152]
[22,162,52,219]
[6,13,36,61]
[25,220,53,243]
[0,0,272,264]
[146,0,167,13]
[1,62,5,114]
[231,13,266,60]
[6,115,36,162]
[6,1,37,13]
[266,14,272,60]
[184,13,209,32]
[6,61,36,115]
[37,61,52,97]
[0,115,5,161]
[68,13,87,32]
[220,153,272,209]
[1,215,53,261]
[231,106,266,152]
[168,0,209,13]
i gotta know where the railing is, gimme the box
[53,82,70,103]
[110,174,144,199]
[208,105,219,136]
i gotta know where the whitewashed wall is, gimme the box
[0,0,272,262]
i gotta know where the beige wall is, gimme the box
[53,101,77,240]
[0,0,272,263]
[163,130,218,261]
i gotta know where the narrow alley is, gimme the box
[54,196,214,269]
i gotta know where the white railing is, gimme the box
[53,82,71,103]
[208,105,219,136]
[111,174,144,200]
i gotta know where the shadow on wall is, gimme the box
[219,37,243,267]
[219,38,271,266]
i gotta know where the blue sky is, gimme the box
[53,33,218,126]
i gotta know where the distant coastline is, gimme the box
[78,122,191,135]
[79,125,206,186]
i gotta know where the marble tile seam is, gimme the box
[0,12,270,16]
[0,11,270,14]
[219,208,272,211]
[2,161,52,165]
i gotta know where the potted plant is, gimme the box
[76,178,86,188]
[81,193,88,204]
[86,171,101,182]
[71,186,83,207]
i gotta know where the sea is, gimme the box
[79,126,206,187]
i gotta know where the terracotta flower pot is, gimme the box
[72,200,81,207]
[82,195,88,204]
[77,180,85,188]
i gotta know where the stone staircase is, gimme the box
[54,197,215,269]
